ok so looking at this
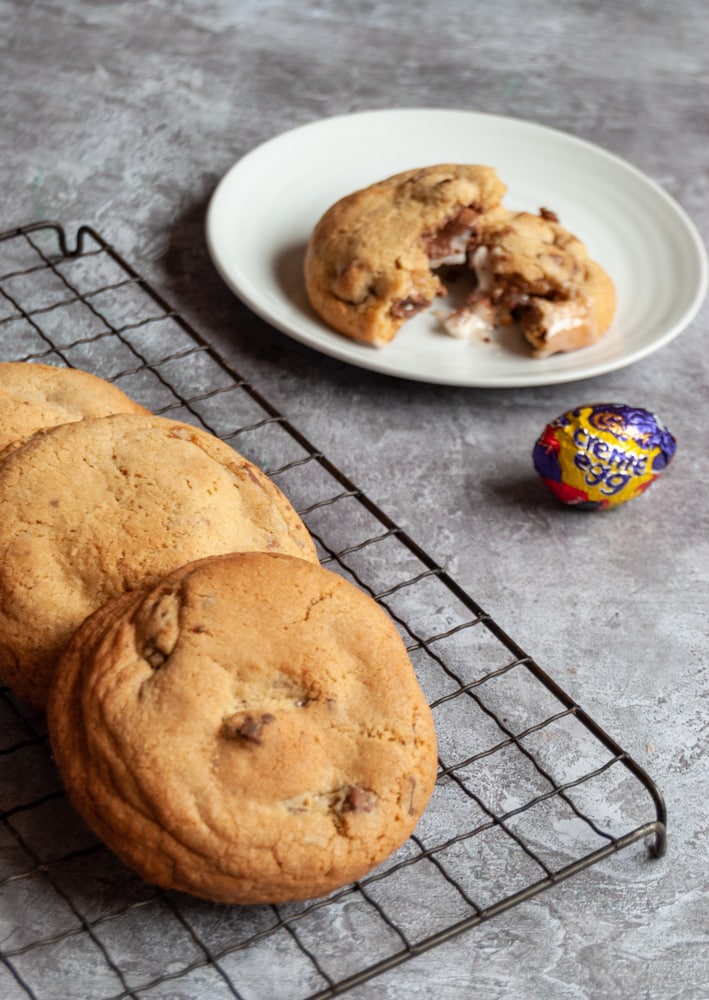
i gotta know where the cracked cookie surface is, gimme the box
[0,413,317,709]
[48,551,438,904]
[0,362,149,456]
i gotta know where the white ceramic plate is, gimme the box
[206,109,708,387]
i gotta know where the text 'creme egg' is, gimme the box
[533,403,676,510]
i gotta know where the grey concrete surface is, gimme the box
[1,1,708,998]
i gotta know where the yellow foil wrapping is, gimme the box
[533,404,676,510]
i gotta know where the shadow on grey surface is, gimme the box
[158,192,290,364]
[479,472,558,511]
[156,193,369,386]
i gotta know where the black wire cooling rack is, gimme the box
[0,221,667,1000]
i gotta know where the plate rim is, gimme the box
[206,107,709,388]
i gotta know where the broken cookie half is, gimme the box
[304,165,616,357]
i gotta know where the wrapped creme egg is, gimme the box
[533,403,676,510]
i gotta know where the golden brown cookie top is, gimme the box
[304,164,507,346]
[0,362,148,456]
[0,413,317,709]
[48,551,438,904]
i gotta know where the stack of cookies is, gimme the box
[0,362,437,904]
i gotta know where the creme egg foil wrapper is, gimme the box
[533,403,676,510]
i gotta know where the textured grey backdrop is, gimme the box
[1,2,708,997]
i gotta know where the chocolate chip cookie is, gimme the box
[304,164,507,346]
[0,413,317,709]
[48,551,438,904]
[0,361,148,456]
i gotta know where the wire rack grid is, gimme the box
[0,221,666,1000]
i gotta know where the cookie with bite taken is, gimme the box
[304,164,507,347]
